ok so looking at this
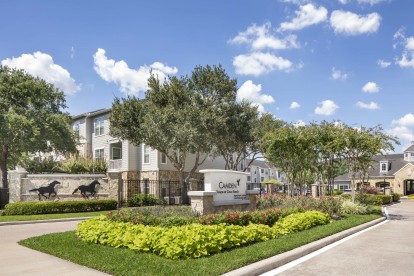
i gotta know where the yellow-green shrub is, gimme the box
[77,211,331,259]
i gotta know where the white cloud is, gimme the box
[330,10,381,35]
[93,48,177,96]
[233,52,293,76]
[293,120,306,127]
[70,46,75,59]
[237,80,275,113]
[362,82,380,93]
[392,113,414,127]
[338,0,348,4]
[278,4,328,32]
[290,101,301,109]
[1,52,80,95]
[357,0,386,5]
[331,67,348,80]
[395,34,414,68]
[229,23,299,50]
[280,0,310,4]
[377,59,391,68]
[387,126,414,146]
[388,114,414,150]
[356,101,379,110]
[314,100,338,116]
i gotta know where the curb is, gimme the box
[0,217,91,226]
[223,216,386,276]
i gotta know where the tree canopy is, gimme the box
[0,65,77,190]
[264,121,398,198]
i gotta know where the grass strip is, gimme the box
[19,214,380,276]
[0,210,113,222]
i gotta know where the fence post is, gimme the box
[107,171,122,207]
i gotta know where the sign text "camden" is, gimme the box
[218,179,240,190]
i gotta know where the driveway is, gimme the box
[264,200,414,276]
[0,220,108,275]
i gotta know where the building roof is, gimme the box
[72,108,112,120]
[404,144,414,152]
[335,153,414,181]
[246,159,276,170]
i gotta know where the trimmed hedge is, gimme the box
[392,193,401,202]
[340,193,392,205]
[3,200,117,215]
[77,211,331,259]
[127,194,165,207]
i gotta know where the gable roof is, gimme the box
[335,153,414,181]
[72,108,111,120]
[404,145,414,152]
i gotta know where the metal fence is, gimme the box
[124,179,190,205]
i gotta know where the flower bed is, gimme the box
[77,210,331,259]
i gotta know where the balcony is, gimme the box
[108,159,123,171]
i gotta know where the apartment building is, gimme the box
[72,109,284,188]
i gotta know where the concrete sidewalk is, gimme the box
[0,220,108,275]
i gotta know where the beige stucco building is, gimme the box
[335,145,414,195]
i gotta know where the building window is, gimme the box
[143,144,150,164]
[261,177,264,182]
[254,178,257,183]
[161,153,167,164]
[240,161,244,171]
[247,168,251,172]
[278,172,281,178]
[265,169,268,175]
[380,162,387,172]
[112,147,122,160]
[94,148,104,161]
[247,176,251,182]
[261,169,264,174]
[411,153,414,157]
[94,117,105,136]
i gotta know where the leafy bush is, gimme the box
[332,189,343,195]
[77,211,331,259]
[106,206,196,227]
[340,200,369,215]
[20,157,62,174]
[361,186,380,194]
[257,194,342,216]
[274,211,331,235]
[127,194,165,207]
[392,193,401,202]
[59,156,107,174]
[340,193,391,206]
[3,200,117,215]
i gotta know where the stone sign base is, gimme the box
[188,190,259,215]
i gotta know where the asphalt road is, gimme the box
[265,200,414,276]
[0,220,108,275]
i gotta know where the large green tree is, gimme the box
[0,66,77,191]
[111,65,241,204]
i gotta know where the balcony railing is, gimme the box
[108,159,122,171]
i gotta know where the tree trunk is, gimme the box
[179,170,189,205]
[0,146,8,189]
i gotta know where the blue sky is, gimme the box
[1,0,414,152]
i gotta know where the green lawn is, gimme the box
[0,210,113,222]
[19,214,381,276]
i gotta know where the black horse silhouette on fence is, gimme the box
[29,180,60,200]
[72,180,100,199]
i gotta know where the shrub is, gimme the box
[333,189,343,195]
[106,206,196,227]
[20,157,62,174]
[340,200,369,215]
[3,200,117,215]
[361,186,380,194]
[127,194,165,207]
[59,156,107,174]
[257,194,342,216]
[392,193,401,202]
[77,211,331,259]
